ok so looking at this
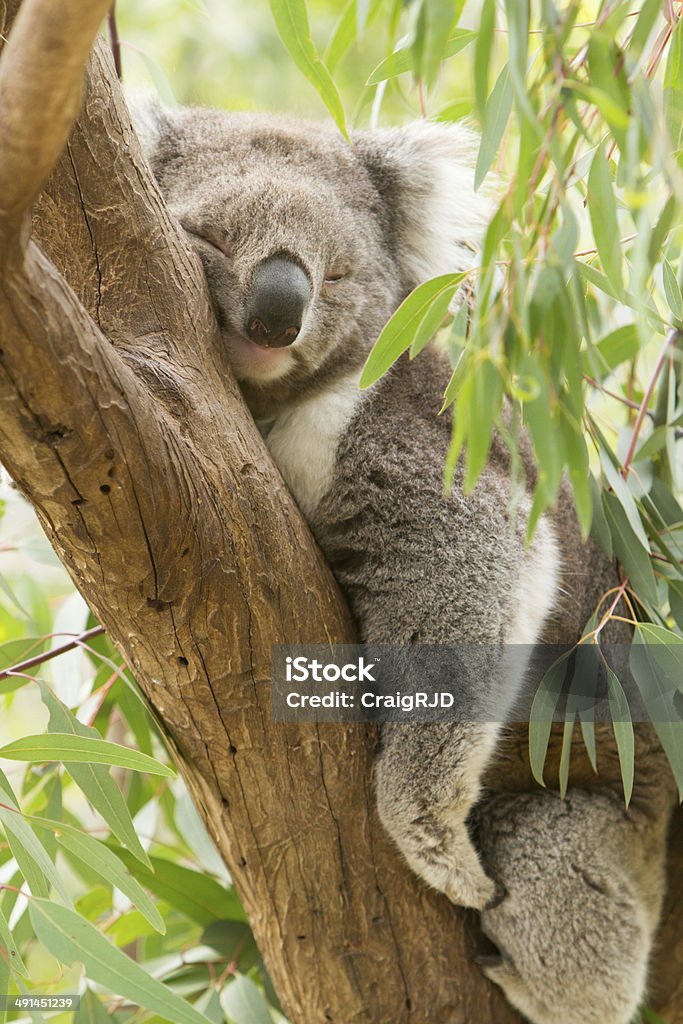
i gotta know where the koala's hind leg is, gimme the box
[475,790,668,1024]
[375,722,501,910]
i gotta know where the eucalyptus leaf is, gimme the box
[366,29,474,85]
[40,688,152,868]
[0,734,174,776]
[269,0,347,137]
[360,273,465,388]
[29,900,211,1024]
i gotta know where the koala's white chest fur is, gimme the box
[256,371,363,519]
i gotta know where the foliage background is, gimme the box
[0,1,681,1023]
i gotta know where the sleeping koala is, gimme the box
[131,97,676,1024]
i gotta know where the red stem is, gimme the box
[0,626,105,681]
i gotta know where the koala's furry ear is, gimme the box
[354,120,490,289]
[125,89,171,167]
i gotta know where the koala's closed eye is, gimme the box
[322,270,348,287]
[185,228,232,259]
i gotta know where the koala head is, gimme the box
[130,96,488,414]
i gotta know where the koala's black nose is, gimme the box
[246,255,310,347]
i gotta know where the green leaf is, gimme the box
[559,412,592,538]
[464,359,503,491]
[75,987,120,1024]
[588,145,623,295]
[0,903,29,977]
[600,452,650,550]
[421,0,467,90]
[360,273,465,388]
[606,666,634,807]
[40,688,152,868]
[28,900,211,1024]
[663,257,683,321]
[474,0,496,119]
[31,822,165,933]
[111,850,247,926]
[409,288,455,358]
[528,650,572,786]
[269,0,348,137]
[193,989,224,1024]
[324,0,382,74]
[503,0,540,135]
[635,424,669,462]
[0,636,47,673]
[595,324,639,371]
[630,0,663,57]
[0,734,174,777]
[202,921,260,973]
[366,29,475,85]
[630,635,683,798]
[634,624,683,691]
[664,13,683,153]
[219,974,273,1024]
[558,716,574,799]
[589,474,612,559]
[0,768,69,903]
[0,950,7,1024]
[603,492,658,610]
[475,63,513,190]
[0,574,29,619]
[648,195,677,270]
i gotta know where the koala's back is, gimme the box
[311,345,673,801]
[313,345,607,649]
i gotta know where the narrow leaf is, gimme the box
[269,0,348,137]
[603,493,658,609]
[664,14,683,154]
[219,974,273,1024]
[588,145,623,294]
[29,900,210,1024]
[0,734,174,776]
[606,667,634,806]
[112,850,247,926]
[360,273,465,387]
[474,63,512,190]
[31,822,165,934]
[40,688,152,868]
[366,29,475,85]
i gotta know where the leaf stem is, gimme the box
[622,328,680,476]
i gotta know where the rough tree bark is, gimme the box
[0,3,680,1023]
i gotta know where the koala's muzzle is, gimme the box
[246,255,309,347]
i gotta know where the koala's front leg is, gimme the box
[376,721,500,910]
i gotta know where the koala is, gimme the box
[131,96,677,1024]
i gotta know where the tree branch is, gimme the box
[0,4,523,1022]
[0,0,111,242]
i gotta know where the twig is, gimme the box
[108,4,122,80]
[622,327,680,476]
[0,0,113,243]
[0,625,105,681]
[583,374,643,411]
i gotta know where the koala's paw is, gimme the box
[479,958,552,1024]
[398,820,498,911]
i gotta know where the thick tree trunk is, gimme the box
[0,4,681,1023]
[0,3,519,1022]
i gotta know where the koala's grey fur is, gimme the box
[131,94,676,1024]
